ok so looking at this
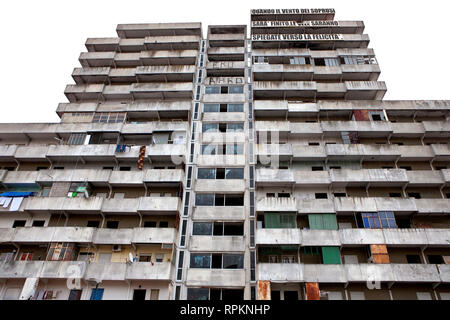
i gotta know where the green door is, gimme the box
[322,247,341,264]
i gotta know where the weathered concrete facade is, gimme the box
[0,9,449,301]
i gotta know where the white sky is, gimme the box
[1,0,449,123]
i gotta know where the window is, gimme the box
[195,193,244,206]
[226,144,244,155]
[32,220,45,227]
[289,56,309,65]
[87,221,100,228]
[197,168,244,180]
[228,104,244,112]
[195,194,215,206]
[187,288,209,300]
[193,222,213,235]
[282,256,295,264]
[12,220,26,228]
[119,166,131,171]
[278,193,290,198]
[205,86,243,94]
[333,193,347,198]
[315,193,328,199]
[406,255,421,264]
[190,254,211,268]
[155,254,164,263]
[408,193,421,199]
[312,166,324,171]
[427,255,445,264]
[193,222,244,236]
[68,290,82,300]
[67,133,87,145]
[139,254,152,262]
[150,289,159,300]
[92,112,126,124]
[133,289,146,301]
[362,212,396,229]
[190,253,244,269]
[389,193,402,198]
[106,221,119,229]
[227,123,244,132]
[204,104,220,112]
[223,254,244,269]
[159,221,168,228]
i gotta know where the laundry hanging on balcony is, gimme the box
[0,192,33,212]
[115,144,128,153]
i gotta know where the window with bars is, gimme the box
[340,56,377,65]
[92,112,126,124]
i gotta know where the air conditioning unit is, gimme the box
[112,245,122,252]
[319,291,328,298]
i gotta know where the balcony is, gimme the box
[139,50,198,66]
[85,37,120,52]
[345,264,395,283]
[330,169,408,187]
[406,170,445,186]
[117,22,202,38]
[24,197,103,214]
[326,144,400,161]
[391,264,441,283]
[15,145,49,161]
[334,197,416,213]
[36,169,111,185]
[126,262,172,280]
[64,84,104,102]
[398,145,434,161]
[11,227,94,244]
[339,229,385,245]
[147,144,186,162]
[136,65,196,82]
[186,269,245,287]
[253,81,316,99]
[118,38,145,52]
[208,33,246,47]
[144,35,201,50]
[322,120,392,137]
[130,82,193,99]
[108,68,137,83]
[414,199,450,214]
[256,144,293,162]
[292,145,326,161]
[79,52,115,68]
[423,121,450,137]
[207,47,245,61]
[258,263,303,282]
[431,144,450,161]
[137,197,181,214]
[3,171,39,184]
[46,144,116,162]
[302,230,340,246]
[303,264,347,283]
[256,168,295,186]
[256,197,297,212]
[189,236,245,252]
[72,67,110,84]
[196,155,246,167]
[255,229,301,245]
[84,262,127,281]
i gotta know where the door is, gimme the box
[90,288,104,300]
[133,289,146,301]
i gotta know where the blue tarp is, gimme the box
[0,192,34,197]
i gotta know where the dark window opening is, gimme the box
[119,167,131,171]
[315,193,328,199]
[333,193,347,198]
[211,254,222,269]
[225,194,244,206]
[133,289,146,301]
[223,223,244,236]
[396,217,411,229]
[159,221,169,228]
[389,193,402,198]
[106,221,119,229]
[400,166,412,171]
[216,168,225,179]
[103,166,114,170]
[87,221,100,228]
[284,291,299,301]
[408,193,421,199]
[312,167,324,171]
[210,289,221,300]
[427,255,444,264]
[406,255,421,264]
[266,193,276,198]
[144,221,157,228]
[32,220,45,227]
[271,291,281,300]
[12,220,26,228]
[308,142,320,146]
[222,289,244,300]
[278,193,291,198]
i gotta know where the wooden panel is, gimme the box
[370,244,388,255]
[305,282,320,300]
[257,280,271,300]
[373,253,390,264]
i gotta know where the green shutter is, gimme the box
[308,214,324,230]
[322,214,338,230]
[280,213,297,228]
[264,213,281,228]
[322,247,341,264]
[309,214,338,230]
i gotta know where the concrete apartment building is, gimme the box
[0,8,449,300]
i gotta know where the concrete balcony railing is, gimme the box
[398,145,434,161]
[84,262,127,281]
[126,262,173,281]
[330,169,408,187]
[294,170,330,186]
[326,144,401,161]
[406,170,445,186]
[113,52,141,67]
[423,121,450,136]
[340,64,381,81]
[256,197,297,212]
[391,122,425,137]
[292,145,326,161]
[72,67,110,84]
[207,47,245,60]
[194,179,246,193]
[135,65,196,82]
[137,197,181,214]
[130,82,194,99]
[321,120,393,137]
[297,198,334,214]
[200,132,246,144]
[0,226,178,246]
[258,263,303,282]
[196,155,246,167]
[303,264,347,283]
[256,144,293,161]
[117,22,202,39]
[255,228,450,247]
[14,145,50,161]
[79,52,115,67]
[2,171,40,184]
[147,144,186,162]
[334,197,417,213]
[10,227,95,244]
[46,144,117,162]
[144,35,201,50]
[139,50,198,66]
[24,197,103,214]
[36,169,111,184]
[255,228,301,245]
[64,83,105,102]
[253,64,314,81]
[118,38,145,52]
[143,169,184,185]
[189,236,245,252]
[201,112,246,123]
[206,61,246,76]
[256,168,295,185]
[192,206,245,221]
[431,144,450,161]
[414,199,450,214]
[0,261,85,279]
[0,145,18,161]
[85,37,120,52]
[186,269,246,287]
[108,68,137,83]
